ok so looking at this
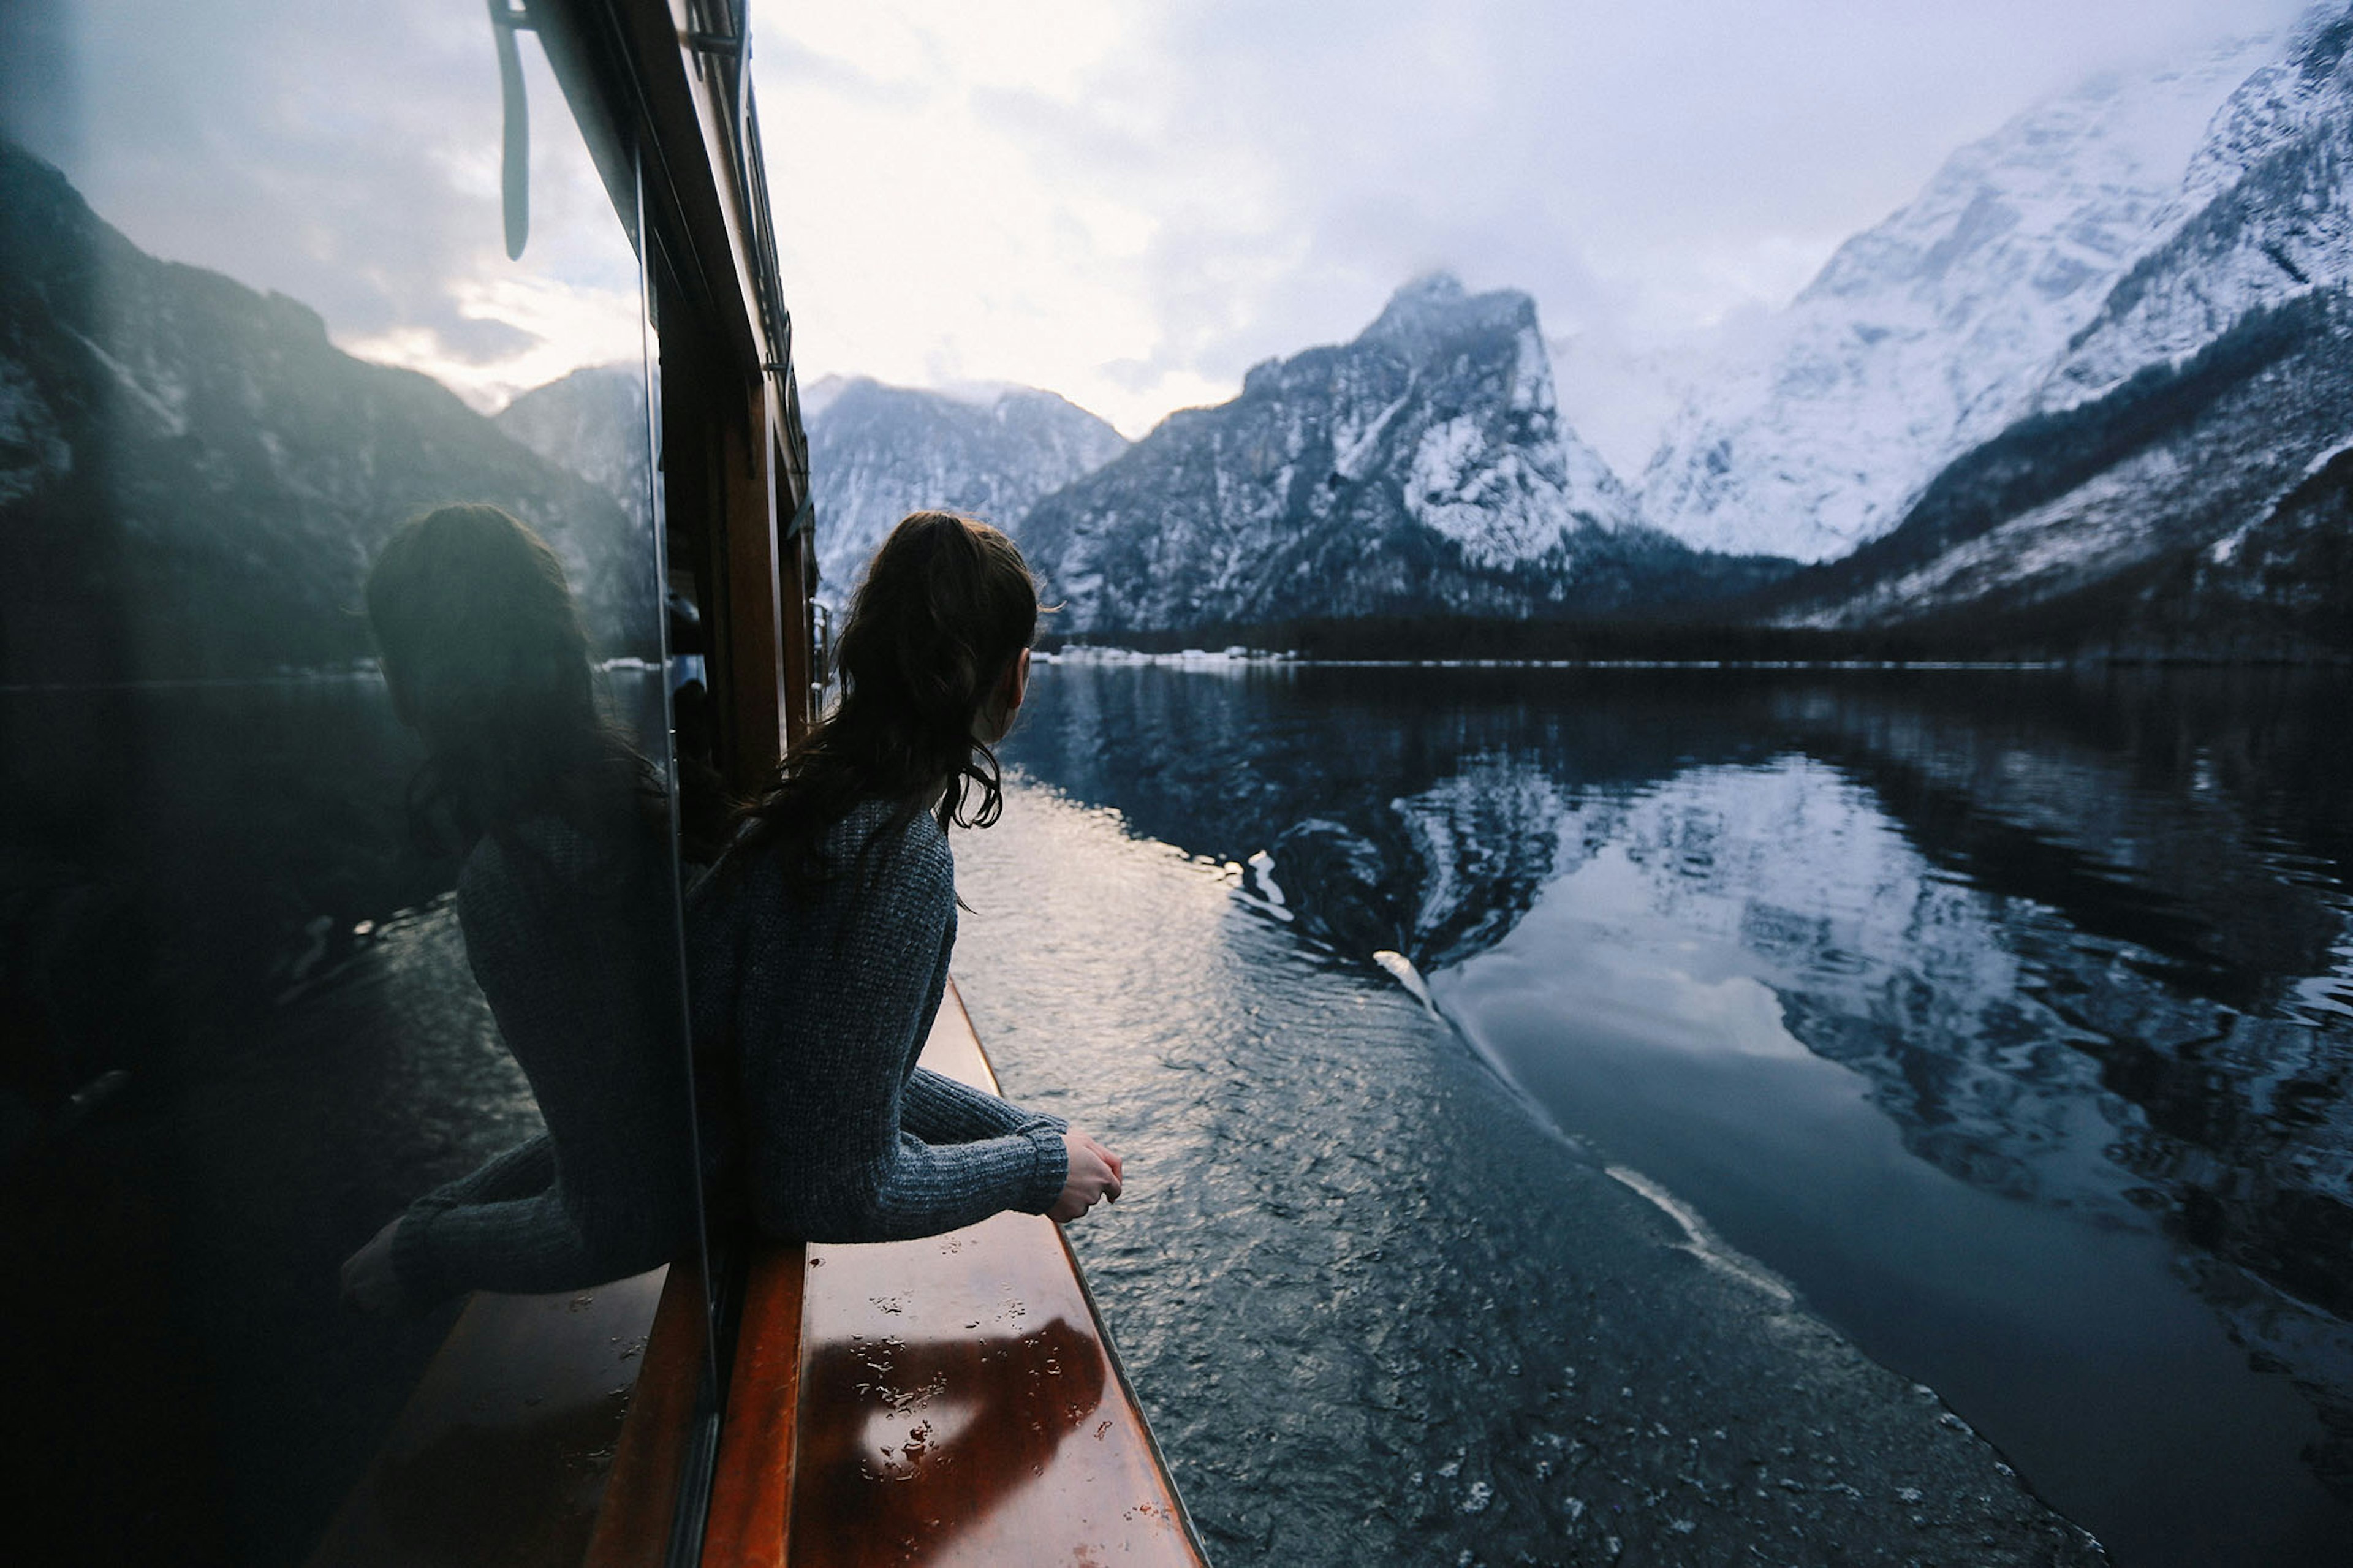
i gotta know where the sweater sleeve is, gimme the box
[387,1156,597,1312]
[386,1110,687,1316]
[385,826,697,1314]
[409,1134,556,1209]
[737,823,1067,1243]
[902,1066,1068,1145]
[388,1137,563,1311]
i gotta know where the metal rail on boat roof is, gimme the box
[487,0,536,259]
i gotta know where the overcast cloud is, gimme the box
[6,0,642,412]
[4,0,2312,438]
[757,0,2306,436]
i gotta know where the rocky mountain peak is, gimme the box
[493,363,649,516]
[803,376,1126,597]
[2041,2,2353,409]
[1009,273,1792,637]
[798,371,854,422]
[1358,271,1537,363]
[1756,3,2353,656]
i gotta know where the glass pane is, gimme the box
[0,3,698,1561]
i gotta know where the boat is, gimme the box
[303,3,1211,1562]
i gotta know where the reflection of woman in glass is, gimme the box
[689,511,1122,1241]
[341,504,694,1314]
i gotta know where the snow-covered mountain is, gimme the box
[1772,290,2353,647]
[1769,7,2353,653]
[1545,326,1727,485]
[488,366,1127,605]
[2045,8,2353,407]
[1017,274,1788,635]
[805,376,1126,599]
[1640,27,2282,564]
[493,363,650,518]
[0,141,655,681]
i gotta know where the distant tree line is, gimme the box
[1040,612,2352,665]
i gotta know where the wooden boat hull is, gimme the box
[703,979,1209,1567]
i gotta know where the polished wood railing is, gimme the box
[308,1268,676,1567]
[700,980,1209,1567]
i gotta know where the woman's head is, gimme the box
[835,510,1037,757]
[366,503,614,844]
[740,510,1039,888]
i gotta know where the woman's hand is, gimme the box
[340,1216,406,1316]
[1049,1130,1124,1223]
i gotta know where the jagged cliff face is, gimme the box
[1640,30,2279,564]
[1771,290,2353,645]
[1018,275,1784,635]
[804,377,1126,599]
[492,365,650,520]
[0,142,654,681]
[1771,9,2353,650]
[2045,9,2353,408]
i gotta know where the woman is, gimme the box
[341,504,696,1314]
[689,510,1122,1241]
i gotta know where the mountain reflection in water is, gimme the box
[993,659,2353,1568]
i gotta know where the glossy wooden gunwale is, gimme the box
[582,1257,714,1568]
[762,979,1214,1563]
[305,1270,670,1568]
[697,1239,809,1566]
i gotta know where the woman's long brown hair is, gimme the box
[731,510,1038,894]
[366,503,655,874]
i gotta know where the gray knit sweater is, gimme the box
[388,814,697,1312]
[687,798,1069,1242]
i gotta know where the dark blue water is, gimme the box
[12,662,2347,1565]
[964,659,2353,1568]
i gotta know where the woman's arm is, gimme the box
[736,827,1067,1243]
[415,1132,556,1206]
[373,1135,685,1314]
[359,831,695,1316]
[901,1065,1067,1145]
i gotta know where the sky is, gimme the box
[751,0,2308,438]
[2,0,646,413]
[3,0,2312,443]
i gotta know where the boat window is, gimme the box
[0,2,706,1560]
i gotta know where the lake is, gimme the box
[9,660,2346,1565]
[955,659,2353,1568]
